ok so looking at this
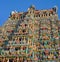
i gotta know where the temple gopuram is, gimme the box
[0,5,60,62]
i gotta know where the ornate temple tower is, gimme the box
[0,5,60,62]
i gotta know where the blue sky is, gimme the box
[0,0,60,26]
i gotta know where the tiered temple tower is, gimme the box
[0,5,60,62]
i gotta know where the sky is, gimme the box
[0,0,60,26]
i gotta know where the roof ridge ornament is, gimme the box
[52,6,58,13]
[30,5,35,10]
